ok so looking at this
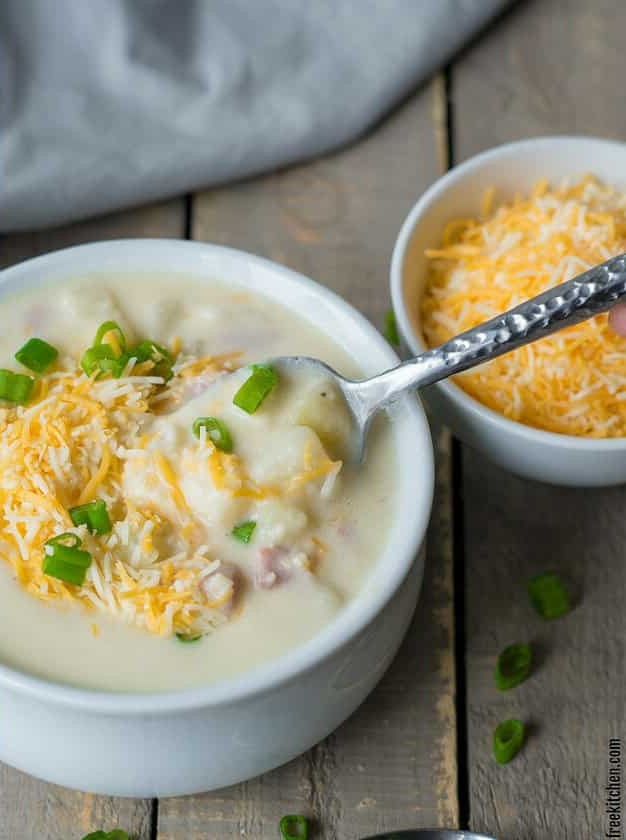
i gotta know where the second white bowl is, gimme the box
[391,136,626,487]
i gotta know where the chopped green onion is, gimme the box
[81,831,130,840]
[43,550,92,585]
[384,309,400,345]
[43,533,92,585]
[81,321,130,378]
[94,320,127,355]
[81,345,128,379]
[192,417,233,452]
[130,340,173,363]
[494,643,532,691]
[279,815,308,840]
[129,340,174,381]
[493,718,525,764]
[0,369,35,404]
[46,532,82,548]
[46,544,90,565]
[45,544,91,568]
[175,633,203,643]
[527,571,570,619]
[233,364,278,414]
[69,499,112,535]
[232,520,256,544]
[15,337,58,373]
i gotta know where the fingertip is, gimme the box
[609,305,626,337]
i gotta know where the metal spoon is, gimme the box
[276,252,626,461]
[360,831,495,840]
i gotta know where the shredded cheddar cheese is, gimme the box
[421,175,626,437]
[0,353,240,637]
[0,345,342,638]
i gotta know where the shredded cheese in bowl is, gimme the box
[421,176,626,438]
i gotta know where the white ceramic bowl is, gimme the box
[0,240,434,797]
[391,136,626,487]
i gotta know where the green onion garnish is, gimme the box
[15,338,58,373]
[129,340,174,381]
[527,571,570,619]
[384,309,400,345]
[81,831,130,840]
[94,320,127,354]
[192,417,233,452]
[279,815,308,840]
[0,369,35,405]
[494,643,532,691]
[81,345,128,379]
[81,321,130,379]
[175,633,203,643]
[232,520,256,544]
[46,532,82,548]
[43,533,92,586]
[233,364,278,414]
[69,499,112,535]
[493,718,525,764]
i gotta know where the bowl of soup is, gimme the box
[0,239,433,796]
[391,136,626,486]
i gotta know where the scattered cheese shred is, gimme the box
[0,356,238,637]
[421,175,626,437]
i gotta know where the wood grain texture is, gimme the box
[453,1,626,837]
[157,81,459,838]
[0,199,185,268]
[0,198,184,840]
[453,0,626,157]
[461,453,625,840]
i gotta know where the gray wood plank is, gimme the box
[0,198,185,839]
[454,0,626,157]
[1,199,185,268]
[158,80,459,839]
[453,1,626,837]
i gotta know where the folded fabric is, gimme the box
[0,0,512,231]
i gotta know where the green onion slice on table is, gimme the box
[81,831,130,840]
[232,520,256,544]
[233,364,278,413]
[15,337,58,373]
[69,499,113,535]
[493,718,525,764]
[384,308,400,345]
[279,814,309,840]
[0,369,35,404]
[527,571,571,619]
[43,533,92,586]
[494,643,532,691]
[192,417,233,452]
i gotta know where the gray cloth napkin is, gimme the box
[0,0,511,232]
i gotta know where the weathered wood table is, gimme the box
[1,1,624,838]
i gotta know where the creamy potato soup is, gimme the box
[0,274,396,691]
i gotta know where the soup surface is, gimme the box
[0,273,396,691]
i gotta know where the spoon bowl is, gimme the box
[278,253,626,461]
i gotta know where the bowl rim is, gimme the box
[0,239,434,714]
[391,134,626,451]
